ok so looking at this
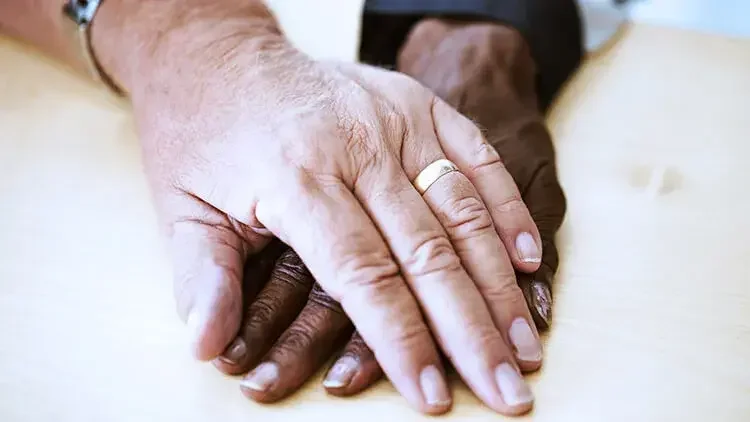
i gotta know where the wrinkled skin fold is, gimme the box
[212,18,566,406]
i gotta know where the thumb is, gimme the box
[170,217,247,361]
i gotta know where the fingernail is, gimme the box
[240,362,279,392]
[495,363,534,407]
[219,338,247,365]
[419,365,451,407]
[515,232,541,263]
[323,356,358,388]
[531,281,552,324]
[509,318,542,362]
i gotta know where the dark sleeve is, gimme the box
[360,0,584,111]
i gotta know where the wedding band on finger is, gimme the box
[413,159,460,195]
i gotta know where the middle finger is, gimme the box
[213,248,314,375]
[240,283,353,402]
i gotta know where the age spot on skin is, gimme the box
[628,164,682,197]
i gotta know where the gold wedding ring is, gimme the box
[413,159,460,195]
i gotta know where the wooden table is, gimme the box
[1,9,749,421]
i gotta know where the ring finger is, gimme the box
[415,161,543,371]
[404,115,542,372]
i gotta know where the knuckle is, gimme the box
[344,128,385,174]
[244,280,311,333]
[492,192,526,216]
[337,105,387,174]
[344,332,372,355]
[272,250,314,288]
[339,113,373,149]
[473,139,503,165]
[481,278,526,308]
[384,105,408,136]
[308,284,344,315]
[276,324,316,355]
[469,143,506,176]
[246,297,277,330]
[403,235,462,277]
[273,302,350,359]
[334,249,402,299]
[388,322,433,352]
[276,248,305,269]
[440,196,494,240]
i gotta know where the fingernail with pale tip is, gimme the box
[240,362,279,392]
[420,365,451,407]
[509,318,542,362]
[495,363,534,407]
[531,281,552,324]
[516,232,541,263]
[323,356,358,389]
[219,338,247,365]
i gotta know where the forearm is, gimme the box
[0,0,285,96]
[0,0,84,70]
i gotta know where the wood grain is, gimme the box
[1,11,749,422]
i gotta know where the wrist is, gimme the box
[89,0,287,97]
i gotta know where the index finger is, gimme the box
[255,179,451,415]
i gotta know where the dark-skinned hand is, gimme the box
[213,18,566,409]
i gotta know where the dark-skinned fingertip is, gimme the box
[240,362,279,393]
[529,280,552,330]
[323,356,358,389]
[219,337,247,365]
